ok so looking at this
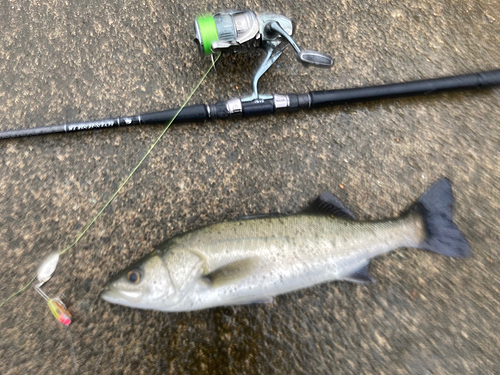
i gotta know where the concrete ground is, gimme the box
[1,0,499,374]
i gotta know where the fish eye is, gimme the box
[127,269,141,284]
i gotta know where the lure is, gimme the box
[34,252,72,326]
[47,298,72,326]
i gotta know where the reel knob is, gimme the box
[297,50,334,68]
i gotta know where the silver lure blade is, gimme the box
[37,252,60,285]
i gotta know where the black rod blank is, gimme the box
[309,69,500,108]
[0,69,499,140]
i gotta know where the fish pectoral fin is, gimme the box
[202,258,259,289]
[342,263,375,284]
[310,191,358,220]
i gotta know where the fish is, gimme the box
[101,178,471,312]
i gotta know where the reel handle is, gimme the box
[297,50,334,68]
[266,21,334,68]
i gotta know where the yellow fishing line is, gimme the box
[0,54,220,309]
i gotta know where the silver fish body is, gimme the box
[101,179,471,312]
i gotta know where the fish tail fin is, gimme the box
[413,178,472,258]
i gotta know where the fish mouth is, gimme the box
[100,287,143,307]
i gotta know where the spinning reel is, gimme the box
[194,10,334,101]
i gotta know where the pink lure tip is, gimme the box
[48,298,72,326]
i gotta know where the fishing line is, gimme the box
[0,54,220,309]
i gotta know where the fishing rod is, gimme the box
[1,10,499,140]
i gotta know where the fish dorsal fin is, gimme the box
[312,192,358,220]
[203,258,259,288]
[343,263,375,284]
[238,213,280,221]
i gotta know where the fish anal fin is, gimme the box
[343,263,375,284]
[227,295,274,305]
[313,192,358,220]
[203,258,259,288]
